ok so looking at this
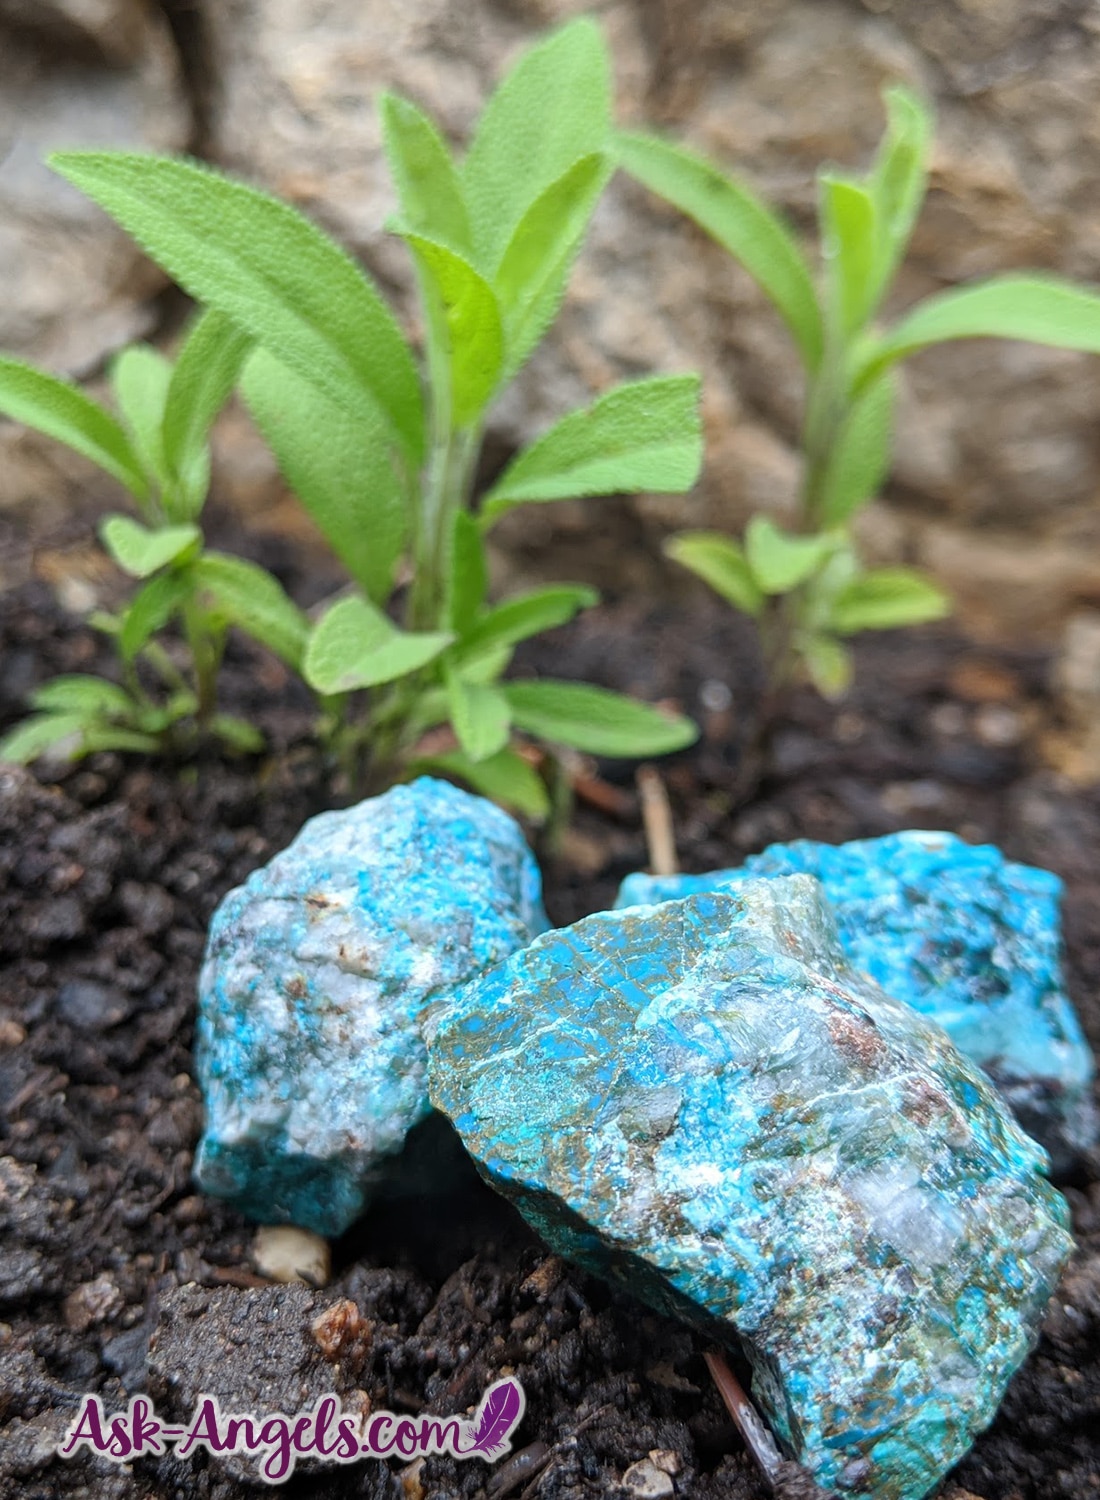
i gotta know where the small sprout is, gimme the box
[619,87,1100,732]
[41,18,704,814]
[0,311,306,765]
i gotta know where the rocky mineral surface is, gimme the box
[430,876,1074,1500]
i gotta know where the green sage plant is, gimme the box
[43,19,701,818]
[619,87,1100,702]
[0,312,313,763]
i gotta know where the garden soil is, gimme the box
[1,544,1097,1500]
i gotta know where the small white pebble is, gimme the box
[252,1225,330,1286]
[974,704,1024,748]
[700,679,732,713]
[622,1457,675,1498]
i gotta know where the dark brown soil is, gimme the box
[1,565,1098,1500]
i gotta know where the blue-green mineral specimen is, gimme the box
[428,877,1073,1500]
[194,777,547,1236]
[616,832,1097,1171]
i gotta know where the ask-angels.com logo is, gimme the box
[59,1377,526,1484]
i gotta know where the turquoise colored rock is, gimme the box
[194,777,547,1236]
[428,877,1073,1500]
[616,831,1097,1171]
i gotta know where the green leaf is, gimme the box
[411,746,550,821]
[194,552,309,668]
[503,679,697,757]
[242,349,406,604]
[818,372,896,525]
[664,532,764,617]
[50,152,425,462]
[462,17,611,269]
[110,343,171,487]
[454,584,598,664]
[744,516,832,594]
[482,374,703,521]
[445,669,511,762]
[819,171,878,338]
[859,275,1100,388]
[0,355,147,500]
[162,308,252,512]
[76,726,162,755]
[303,596,452,694]
[30,675,135,719]
[799,634,853,698]
[615,131,824,371]
[868,86,932,307]
[119,570,193,660]
[829,567,951,634]
[211,714,266,754]
[400,232,504,425]
[447,511,488,634]
[0,713,90,765]
[494,153,609,375]
[380,91,471,253]
[100,515,201,578]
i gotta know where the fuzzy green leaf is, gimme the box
[111,344,171,487]
[412,746,550,820]
[462,17,611,269]
[616,130,824,371]
[818,372,896,525]
[455,584,598,667]
[303,596,452,695]
[400,232,504,425]
[664,532,764,618]
[482,375,702,521]
[494,153,609,375]
[503,679,697,757]
[447,511,488,635]
[50,152,425,461]
[30,675,135,720]
[0,355,147,499]
[119,570,193,661]
[163,308,252,509]
[819,172,878,338]
[868,86,932,307]
[859,275,1100,388]
[100,515,201,578]
[195,552,309,668]
[0,713,92,765]
[445,668,511,762]
[829,568,951,634]
[242,349,406,604]
[380,92,471,253]
[800,634,853,698]
[744,516,832,595]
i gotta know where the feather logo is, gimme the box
[461,1377,526,1459]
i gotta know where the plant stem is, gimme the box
[182,602,223,731]
[408,423,479,632]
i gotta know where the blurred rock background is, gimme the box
[3,0,1100,646]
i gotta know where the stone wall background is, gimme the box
[3,0,1100,639]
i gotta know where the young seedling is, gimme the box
[619,88,1100,713]
[0,312,309,764]
[46,19,702,818]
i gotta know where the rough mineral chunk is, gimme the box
[616,831,1097,1171]
[428,877,1073,1500]
[195,777,547,1236]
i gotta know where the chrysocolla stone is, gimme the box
[428,877,1073,1500]
[616,831,1097,1171]
[194,777,547,1237]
